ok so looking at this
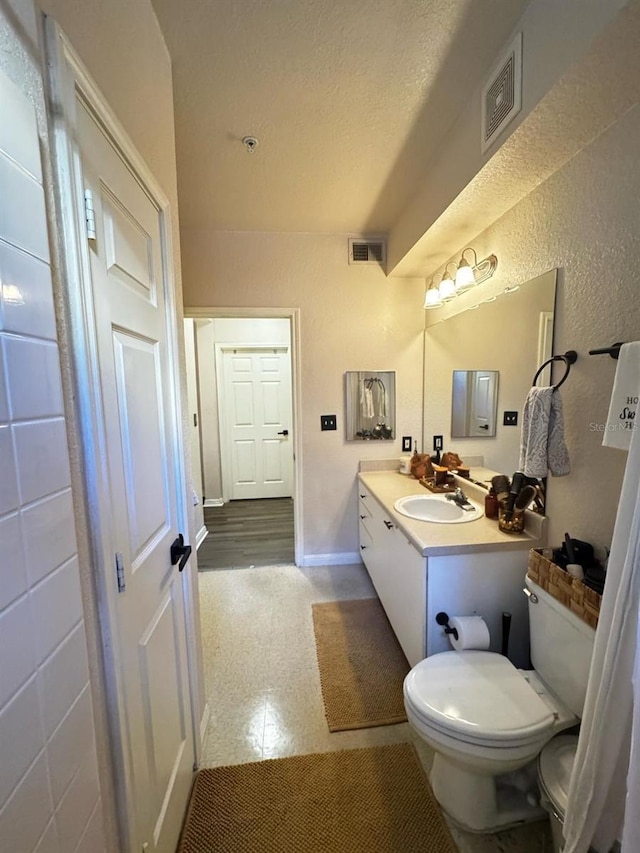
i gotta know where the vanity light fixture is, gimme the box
[424,248,499,310]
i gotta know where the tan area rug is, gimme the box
[177,744,457,853]
[312,598,410,731]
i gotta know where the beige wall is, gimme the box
[428,104,640,549]
[182,231,425,560]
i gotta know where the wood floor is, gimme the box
[197,498,295,570]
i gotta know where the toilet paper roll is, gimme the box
[448,615,490,651]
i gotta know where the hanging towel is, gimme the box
[518,386,571,478]
[563,411,640,853]
[361,382,374,419]
[603,341,640,451]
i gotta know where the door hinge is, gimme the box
[115,552,126,593]
[84,189,97,242]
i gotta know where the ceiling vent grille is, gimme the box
[348,238,386,266]
[481,33,522,153]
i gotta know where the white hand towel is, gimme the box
[361,384,374,419]
[603,342,640,451]
[518,386,571,478]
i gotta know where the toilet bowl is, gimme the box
[404,650,576,832]
[403,576,595,833]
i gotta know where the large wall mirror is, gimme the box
[423,269,557,474]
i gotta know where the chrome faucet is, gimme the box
[446,487,474,511]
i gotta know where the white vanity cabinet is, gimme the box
[358,485,426,666]
[358,475,538,669]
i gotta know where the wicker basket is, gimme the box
[527,548,601,629]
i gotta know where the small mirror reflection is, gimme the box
[451,370,499,437]
[345,371,395,441]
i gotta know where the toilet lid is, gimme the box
[405,651,554,742]
[538,735,579,813]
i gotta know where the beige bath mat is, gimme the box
[177,743,457,853]
[312,597,410,731]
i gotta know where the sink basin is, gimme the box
[394,494,483,524]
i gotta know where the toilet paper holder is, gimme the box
[435,611,458,641]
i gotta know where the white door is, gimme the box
[221,348,293,499]
[77,102,194,853]
[471,371,497,435]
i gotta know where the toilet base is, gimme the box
[431,754,548,833]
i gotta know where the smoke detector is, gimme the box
[242,136,259,153]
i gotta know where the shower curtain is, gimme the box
[563,418,640,852]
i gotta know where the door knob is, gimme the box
[277,429,289,436]
[170,534,192,572]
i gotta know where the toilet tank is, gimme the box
[526,575,596,717]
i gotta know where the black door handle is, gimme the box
[170,534,192,572]
[478,424,489,430]
[277,429,289,436]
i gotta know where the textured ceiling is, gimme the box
[151,0,530,233]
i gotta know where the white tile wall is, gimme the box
[0,69,106,853]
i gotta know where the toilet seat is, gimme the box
[404,651,555,747]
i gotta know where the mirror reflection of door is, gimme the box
[451,369,499,437]
[470,371,497,435]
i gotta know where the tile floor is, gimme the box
[198,562,551,852]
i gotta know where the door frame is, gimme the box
[185,308,304,566]
[216,343,293,503]
[44,22,204,850]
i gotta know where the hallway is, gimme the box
[197,498,294,570]
[197,563,551,852]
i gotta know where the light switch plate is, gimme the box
[402,436,412,453]
[503,411,518,426]
[433,435,443,451]
[321,414,337,431]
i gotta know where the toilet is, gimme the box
[403,575,595,833]
[538,735,579,853]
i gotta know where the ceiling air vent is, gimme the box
[481,32,522,153]
[348,238,386,266]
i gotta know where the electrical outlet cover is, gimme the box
[321,414,337,431]
[433,435,443,451]
[503,411,518,426]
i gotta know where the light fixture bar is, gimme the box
[423,249,498,310]
[472,253,498,285]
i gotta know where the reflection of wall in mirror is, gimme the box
[423,270,556,473]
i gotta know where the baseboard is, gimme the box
[203,498,224,507]
[301,552,363,567]
[199,702,210,758]
[195,525,208,550]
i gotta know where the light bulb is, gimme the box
[439,275,456,302]
[424,286,442,309]
[455,262,476,291]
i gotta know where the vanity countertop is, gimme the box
[358,470,545,557]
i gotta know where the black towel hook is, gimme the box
[532,350,578,391]
[588,342,625,360]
